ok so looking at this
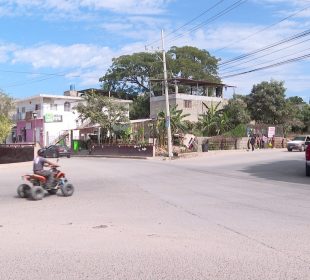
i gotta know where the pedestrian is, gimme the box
[250,135,256,151]
[271,135,275,148]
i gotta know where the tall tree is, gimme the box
[223,94,251,129]
[0,91,14,117]
[286,96,305,105]
[129,93,150,119]
[99,46,220,118]
[0,114,11,143]
[75,92,129,140]
[100,52,163,95]
[0,91,14,143]
[167,46,220,82]
[246,80,287,124]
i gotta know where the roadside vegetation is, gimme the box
[0,91,13,143]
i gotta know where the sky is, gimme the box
[0,0,310,101]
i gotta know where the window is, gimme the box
[50,104,57,111]
[64,102,71,112]
[35,104,41,110]
[21,107,25,113]
[184,100,192,109]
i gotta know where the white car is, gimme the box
[287,135,310,152]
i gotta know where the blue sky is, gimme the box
[0,0,310,101]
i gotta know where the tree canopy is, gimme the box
[0,91,13,143]
[246,80,287,124]
[167,46,220,82]
[75,92,129,138]
[100,46,220,97]
[0,91,14,117]
[223,94,251,129]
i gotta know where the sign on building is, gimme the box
[44,113,63,123]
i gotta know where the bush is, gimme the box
[224,124,246,137]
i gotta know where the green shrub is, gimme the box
[224,124,246,137]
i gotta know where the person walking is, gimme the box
[250,135,256,151]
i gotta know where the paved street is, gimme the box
[0,149,309,280]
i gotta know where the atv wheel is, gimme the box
[17,184,31,198]
[47,189,58,195]
[61,183,74,197]
[30,186,45,200]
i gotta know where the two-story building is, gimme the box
[14,93,83,147]
[13,88,133,147]
[150,78,234,122]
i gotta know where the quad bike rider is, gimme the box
[34,149,59,187]
[17,149,74,200]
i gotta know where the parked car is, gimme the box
[287,135,310,152]
[41,144,71,158]
[306,141,310,177]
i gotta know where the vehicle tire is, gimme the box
[61,183,74,197]
[30,186,45,200]
[17,184,31,198]
[306,163,310,177]
[47,189,58,195]
[287,148,292,152]
[67,154,71,158]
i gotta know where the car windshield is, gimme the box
[293,136,306,141]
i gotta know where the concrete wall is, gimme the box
[150,93,226,122]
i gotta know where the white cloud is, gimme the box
[0,43,18,63]
[0,0,173,17]
[10,43,118,86]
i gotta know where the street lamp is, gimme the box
[32,112,38,144]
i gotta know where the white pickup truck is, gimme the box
[287,135,310,152]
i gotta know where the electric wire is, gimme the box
[145,0,226,49]
[214,4,310,53]
[219,28,310,66]
[164,0,248,46]
[220,45,310,76]
[221,53,310,79]
[220,36,310,73]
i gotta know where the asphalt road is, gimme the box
[0,149,309,280]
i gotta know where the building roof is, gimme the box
[150,77,235,88]
[15,94,83,104]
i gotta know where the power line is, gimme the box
[219,28,310,66]
[221,53,310,79]
[214,4,310,53]
[165,0,248,46]
[145,0,226,49]
[220,36,310,73]
[1,1,247,89]
[220,45,310,76]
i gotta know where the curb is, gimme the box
[71,154,149,160]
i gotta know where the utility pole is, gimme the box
[161,29,173,158]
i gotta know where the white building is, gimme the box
[14,94,83,147]
[13,89,133,147]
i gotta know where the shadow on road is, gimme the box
[240,159,309,185]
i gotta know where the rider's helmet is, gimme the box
[37,149,45,157]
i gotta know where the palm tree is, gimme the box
[198,102,229,136]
